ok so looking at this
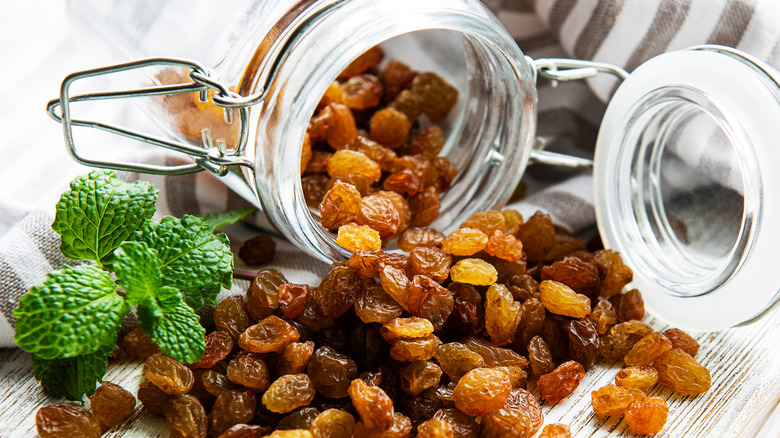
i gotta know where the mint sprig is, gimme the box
[199,207,257,232]
[52,171,157,266]
[13,170,234,401]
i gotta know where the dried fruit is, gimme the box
[303,174,330,207]
[449,282,484,334]
[502,388,543,434]
[539,280,591,319]
[398,228,446,252]
[90,381,136,428]
[594,249,633,297]
[587,299,618,335]
[319,181,362,230]
[143,354,195,395]
[190,330,234,368]
[337,223,382,251]
[313,264,362,318]
[380,264,412,311]
[354,283,405,324]
[278,341,316,376]
[262,374,317,413]
[214,295,252,339]
[349,378,395,431]
[328,150,382,183]
[218,424,266,437]
[226,351,272,391]
[433,408,478,438]
[355,194,401,238]
[408,275,454,330]
[610,288,645,322]
[653,348,711,395]
[370,107,412,149]
[246,268,287,321]
[515,211,555,262]
[624,396,668,434]
[342,74,383,110]
[600,320,654,360]
[278,283,312,319]
[340,47,384,80]
[449,258,497,286]
[483,283,522,346]
[239,315,300,353]
[238,234,276,266]
[408,187,441,228]
[615,366,659,392]
[410,126,445,159]
[400,361,443,396]
[307,346,359,399]
[121,327,161,359]
[390,335,441,361]
[409,247,451,283]
[528,336,555,377]
[538,423,571,438]
[624,331,673,366]
[434,342,485,382]
[381,317,434,343]
[452,368,512,416]
[165,394,208,438]
[346,137,399,172]
[590,384,645,416]
[277,407,320,430]
[485,231,524,262]
[537,361,586,403]
[354,412,412,438]
[137,379,170,416]
[479,408,532,438]
[541,256,601,299]
[441,228,488,256]
[35,404,102,438]
[410,72,458,122]
[416,417,453,438]
[382,60,417,102]
[663,328,700,357]
[563,318,601,369]
[209,389,257,436]
[311,409,356,438]
[202,370,237,396]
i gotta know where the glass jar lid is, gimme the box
[594,45,780,331]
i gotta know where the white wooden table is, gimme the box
[2,300,780,437]
[2,1,780,437]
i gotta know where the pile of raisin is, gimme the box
[302,47,460,252]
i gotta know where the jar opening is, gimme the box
[616,86,759,296]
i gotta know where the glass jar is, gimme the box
[51,2,780,331]
[61,0,536,261]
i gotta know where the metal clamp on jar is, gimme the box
[48,0,780,331]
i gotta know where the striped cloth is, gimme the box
[2,0,779,348]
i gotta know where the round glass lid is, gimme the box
[594,46,780,331]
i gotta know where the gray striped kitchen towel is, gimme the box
[2,0,779,347]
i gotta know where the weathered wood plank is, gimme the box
[2,301,779,437]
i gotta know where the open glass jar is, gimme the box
[51,0,780,331]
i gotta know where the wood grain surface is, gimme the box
[2,304,780,437]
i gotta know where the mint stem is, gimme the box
[232,269,258,281]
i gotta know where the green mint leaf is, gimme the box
[132,215,233,309]
[52,170,158,265]
[199,207,257,232]
[137,286,205,364]
[32,344,114,401]
[113,241,161,306]
[13,265,129,359]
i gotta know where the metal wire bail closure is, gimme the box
[46,57,256,176]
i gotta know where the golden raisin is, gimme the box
[416,418,453,438]
[610,288,645,322]
[262,374,317,414]
[336,223,382,251]
[239,315,300,353]
[407,275,454,330]
[311,409,356,438]
[319,180,362,230]
[450,258,497,286]
[348,378,395,431]
[390,335,441,361]
[515,211,555,262]
[339,46,384,80]
[400,361,443,396]
[615,366,659,392]
[410,126,445,159]
[537,361,586,404]
[503,388,543,434]
[342,75,383,110]
[382,60,417,102]
[327,150,382,183]
[538,423,571,438]
[397,227,446,252]
[90,381,136,428]
[452,368,512,416]
[440,228,488,256]
[411,72,458,122]
[594,249,633,297]
[226,352,271,392]
[355,194,401,239]
[407,187,441,227]
[354,283,405,324]
[485,231,524,262]
[624,332,673,366]
[663,328,700,357]
[381,317,434,343]
[539,280,591,319]
[484,283,522,346]
[624,396,668,434]
[143,354,195,395]
[434,342,485,382]
[369,107,412,149]
[653,348,711,395]
[541,256,601,299]
[590,384,645,416]
[278,341,316,376]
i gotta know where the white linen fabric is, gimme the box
[2,0,779,347]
